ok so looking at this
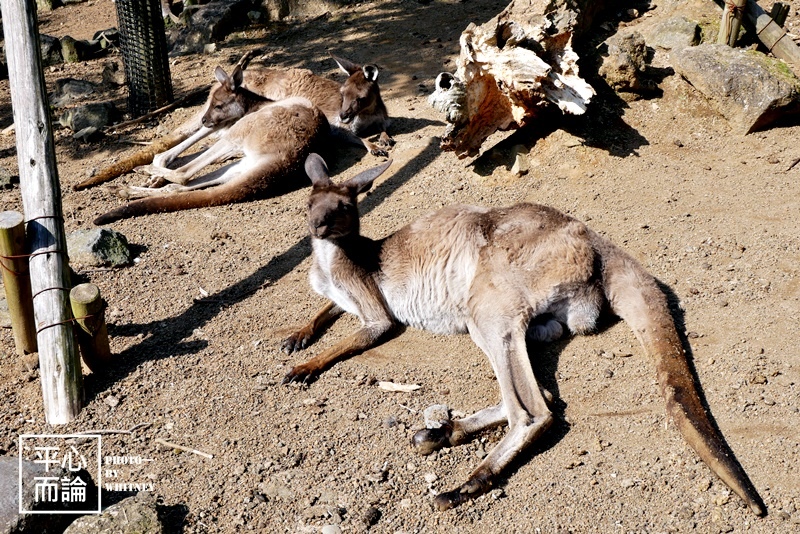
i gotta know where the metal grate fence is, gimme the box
[115,0,173,116]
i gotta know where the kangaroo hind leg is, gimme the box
[432,308,553,511]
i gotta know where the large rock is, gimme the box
[58,102,119,132]
[599,31,650,92]
[169,0,257,55]
[63,492,163,534]
[0,456,96,534]
[673,43,800,134]
[643,15,701,51]
[67,228,131,267]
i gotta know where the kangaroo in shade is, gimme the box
[282,153,765,515]
[75,53,393,192]
[92,67,327,225]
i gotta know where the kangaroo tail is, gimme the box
[93,182,247,225]
[592,232,765,516]
[92,155,309,225]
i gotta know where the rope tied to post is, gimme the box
[725,0,744,17]
[0,249,64,276]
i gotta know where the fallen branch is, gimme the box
[155,437,214,459]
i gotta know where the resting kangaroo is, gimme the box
[92,69,327,225]
[282,153,765,515]
[75,54,393,192]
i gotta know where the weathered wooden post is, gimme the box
[718,0,747,46]
[1,0,83,423]
[70,283,112,373]
[745,0,800,73]
[0,211,38,355]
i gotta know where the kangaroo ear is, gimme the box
[362,65,379,82]
[305,153,331,186]
[345,159,392,195]
[215,66,230,85]
[331,54,360,76]
[231,65,244,90]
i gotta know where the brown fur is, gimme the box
[75,56,392,191]
[93,97,327,224]
[282,154,765,515]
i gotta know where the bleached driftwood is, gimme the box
[429,0,604,158]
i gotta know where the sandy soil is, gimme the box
[1,0,799,532]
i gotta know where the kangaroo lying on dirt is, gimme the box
[75,54,393,192]
[282,153,765,515]
[92,70,327,224]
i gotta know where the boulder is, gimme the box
[67,228,131,267]
[599,31,650,92]
[58,102,119,132]
[63,492,163,534]
[0,456,97,534]
[673,43,800,134]
[643,15,701,51]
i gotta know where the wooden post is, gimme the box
[70,284,111,373]
[1,0,83,423]
[0,211,38,355]
[745,0,800,73]
[718,0,748,46]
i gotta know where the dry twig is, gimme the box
[155,437,214,459]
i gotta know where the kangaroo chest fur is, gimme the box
[309,204,600,335]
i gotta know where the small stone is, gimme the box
[603,369,614,379]
[750,374,767,385]
[104,395,120,408]
[620,478,635,488]
[363,506,381,526]
[321,526,341,534]
[423,472,438,483]
[399,498,412,508]
[423,404,450,429]
[696,477,712,492]
[406,462,417,472]
[713,491,731,506]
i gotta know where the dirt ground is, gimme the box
[1,0,800,532]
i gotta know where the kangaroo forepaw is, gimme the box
[369,147,390,158]
[105,184,128,199]
[282,364,319,386]
[378,132,395,148]
[412,423,454,456]
[433,468,494,511]
[281,329,312,354]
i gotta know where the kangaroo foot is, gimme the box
[282,363,320,385]
[411,421,468,455]
[378,131,395,148]
[281,328,313,354]
[369,146,389,158]
[433,467,494,511]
